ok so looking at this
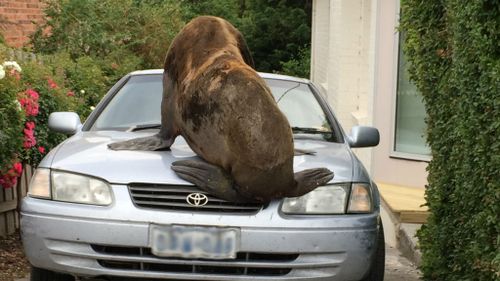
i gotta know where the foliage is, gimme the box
[30,0,184,69]
[0,46,81,188]
[18,60,77,166]
[0,55,25,188]
[280,47,311,78]
[400,0,500,280]
[180,0,313,76]
[237,0,312,75]
[31,0,312,76]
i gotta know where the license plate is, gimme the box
[150,225,240,259]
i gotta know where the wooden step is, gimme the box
[377,182,429,224]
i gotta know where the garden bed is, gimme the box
[0,232,29,281]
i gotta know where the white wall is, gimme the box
[371,0,428,188]
[311,0,377,170]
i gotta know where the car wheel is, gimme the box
[360,222,385,281]
[30,266,75,281]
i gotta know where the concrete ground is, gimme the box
[15,244,421,281]
[384,245,422,281]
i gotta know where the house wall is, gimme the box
[310,0,330,88]
[371,0,427,188]
[0,0,44,47]
[311,0,428,188]
[311,0,377,170]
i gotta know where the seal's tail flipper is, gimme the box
[108,134,174,151]
[171,159,257,203]
[292,168,334,197]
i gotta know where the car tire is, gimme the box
[360,222,385,281]
[30,266,75,281]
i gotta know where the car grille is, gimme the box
[128,184,264,214]
[92,245,297,277]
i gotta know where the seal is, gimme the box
[109,16,334,202]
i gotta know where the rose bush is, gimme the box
[0,48,81,189]
[0,58,25,189]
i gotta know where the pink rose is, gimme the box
[26,89,39,100]
[47,78,58,89]
[13,162,22,175]
[38,146,45,154]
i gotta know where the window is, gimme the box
[394,32,431,157]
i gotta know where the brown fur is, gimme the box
[109,16,333,202]
[162,16,295,199]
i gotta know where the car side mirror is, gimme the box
[348,126,380,148]
[48,112,82,135]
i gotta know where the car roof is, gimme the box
[129,69,311,84]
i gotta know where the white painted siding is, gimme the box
[310,0,377,169]
[311,0,330,87]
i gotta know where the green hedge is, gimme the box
[400,0,499,280]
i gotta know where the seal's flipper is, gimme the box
[171,159,257,203]
[292,168,334,197]
[294,148,317,156]
[108,134,174,151]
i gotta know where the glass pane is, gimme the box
[91,75,334,138]
[93,75,163,130]
[395,33,431,155]
[266,79,332,132]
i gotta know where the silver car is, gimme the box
[21,70,384,281]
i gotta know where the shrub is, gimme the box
[30,0,184,69]
[0,58,25,188]
[180,0,312,75]
[280,47,311,78]
[400,0,500,280]
[18,60,77,166]
[0,47,80,188]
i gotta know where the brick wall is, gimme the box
[0,0,44,48]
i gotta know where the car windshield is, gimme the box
[91,74,335,139]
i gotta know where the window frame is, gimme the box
[390,3,431,162]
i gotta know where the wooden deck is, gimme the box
[377,182,429,224]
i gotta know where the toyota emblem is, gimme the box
[186,193,209,206]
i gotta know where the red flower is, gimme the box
[19,97,28,107]
[26,89,39,100]
[13,162,22,175]
[0,162,22,189]
[23,122,36,148]
[18,89,39,116]
[38,146,46,154]
[47,78,58,89]
[67,91,75,97]
[0,174,17,189]
[25,121,35,130]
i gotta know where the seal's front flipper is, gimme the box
[108,134,174,151]
[171,160,257,203]
[292,168,334,197]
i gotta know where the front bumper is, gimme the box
[21,185,380,281]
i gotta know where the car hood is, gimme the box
[46,131,354,185]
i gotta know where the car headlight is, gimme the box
[28,169,113,206]
[281,183,372,214]
[28,168,51,199]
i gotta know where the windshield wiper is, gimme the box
[127,124,162,132]
[276,83,301,104]
[292,126,333,134]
